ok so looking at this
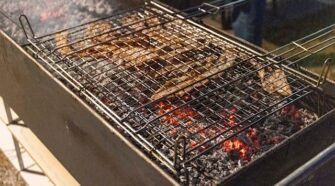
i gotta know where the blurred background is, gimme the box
[1,0,334,81]
[161,0,335,81]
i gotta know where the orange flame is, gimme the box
[282,105,303,125]
[221,129,263,160]
[223,138,249,159]
[157,101,196,125]
[223,107,238,127]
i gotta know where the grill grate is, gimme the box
[22,2,333,183]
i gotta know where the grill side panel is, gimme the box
[24,4,326,183]
[0,31,177,186]
[219,108,335,186]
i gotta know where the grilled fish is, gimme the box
[249,59,292,96]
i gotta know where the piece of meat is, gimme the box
[54,22,115,58]
[111,28,201,71]
[54,32,72,55]
[152,75,208,100]
[249,59,292,96]
[54,16,246,102]
[262,69,292,96]
[151,54,236,100]
[85,22,114,43]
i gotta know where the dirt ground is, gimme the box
[0,150,26,186]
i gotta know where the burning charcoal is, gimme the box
[160,145,169,154]
[25,4,321,184]
[238,134,253,147]
[192,170,199,178]
[222,170,229,177]
[189,177,198,185]
[238,160,244,168]
[229,150,241,161]
[210,169,220,178]
[179,175,187,184]
[199,175,212,186]
[226,161,235,171]
[178,168,188,184]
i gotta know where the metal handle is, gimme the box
[317,58,332,87]
[172,0,249,19]
[263,24,335,67]
[19,14,35,39]
[276,143,335,186]
[198,3,221,15]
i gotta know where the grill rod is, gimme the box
[168,25,335,167]
[50,0,248,61]
[19,1,334,179]
[18,0,248,41]
[150,0,249,19]
[265,24,335,68]
[131,25,335,130]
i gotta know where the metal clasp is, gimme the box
[317,58,333,87]
[19,15,35,39]
[198,3,221,15]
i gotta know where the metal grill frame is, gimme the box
[20,0,334,182]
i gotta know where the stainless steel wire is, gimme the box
[22,2,334,177]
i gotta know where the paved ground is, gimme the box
[0,150,26,186]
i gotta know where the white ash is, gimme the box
[181,106,318,185]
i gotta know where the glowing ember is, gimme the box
[223,107,238,127]
[281,105,297,115]
[247,128,261,150]
[156,101,197,125]
[220,107,261,160]
[281,105,305,126]
[223,138,249,160]
[155,101,316,168]
[222,128,262,160]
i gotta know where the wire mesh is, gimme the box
[24,3,321,179]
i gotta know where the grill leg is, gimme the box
[3,100,25,170]
[12,136,25,170]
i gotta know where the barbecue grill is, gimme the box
[1,0,335,185]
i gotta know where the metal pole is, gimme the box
[276,143,335,186]
[12,136,25,171]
